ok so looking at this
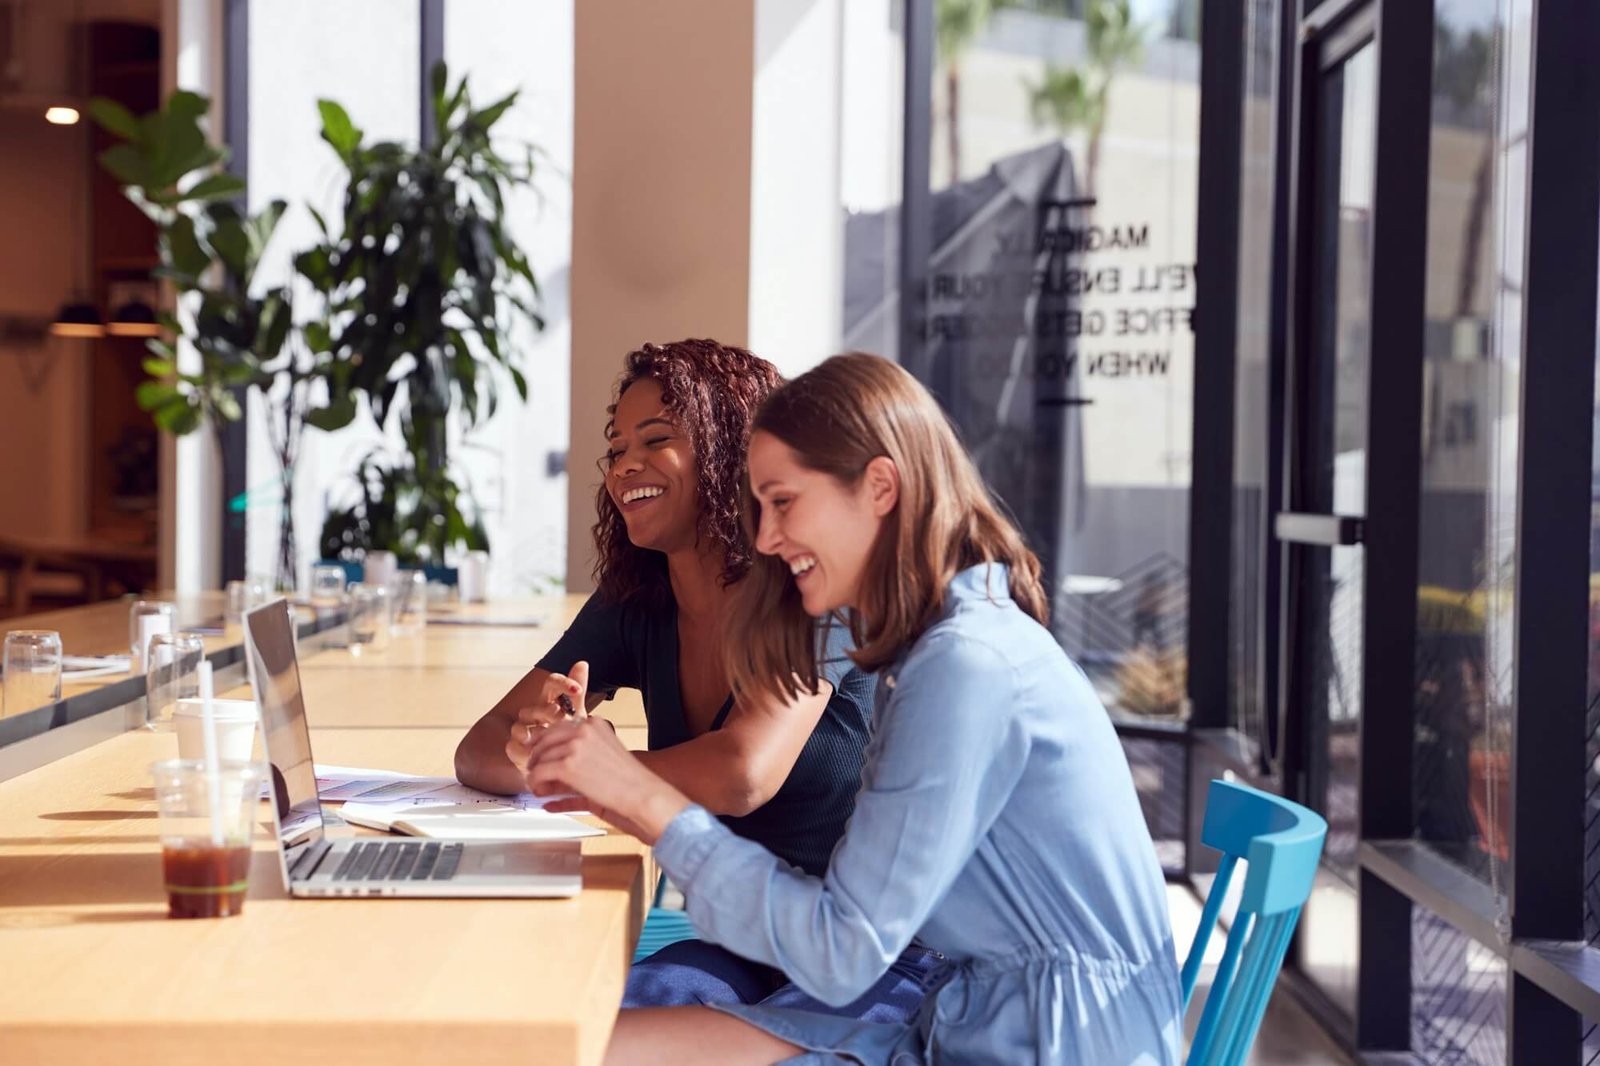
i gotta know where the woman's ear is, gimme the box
[862,456,900,517]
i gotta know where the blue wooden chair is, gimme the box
[632,875,697,964]
[1182,780,1328,1066]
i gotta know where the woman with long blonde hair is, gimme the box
[522,353,1182,1064]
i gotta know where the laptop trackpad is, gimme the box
[459,840,582,881]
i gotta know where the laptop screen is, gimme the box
[242,599,326,849]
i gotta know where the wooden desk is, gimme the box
[0,655,653,1064]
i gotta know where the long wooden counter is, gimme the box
[0,596,655,1066]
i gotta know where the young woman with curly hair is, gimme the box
[455,339,938,1018]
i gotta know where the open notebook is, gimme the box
[338,796,605,842]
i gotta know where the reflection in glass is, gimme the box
[904,0,1195,720]
[1412,0,1524,902]
[1291,40,1377,1021]
[1229,0,1282,758]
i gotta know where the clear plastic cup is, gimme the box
[150,758,263,919]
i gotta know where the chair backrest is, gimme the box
[1182,780,1327,1066]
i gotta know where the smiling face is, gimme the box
[604,378,701,554]
[747,430,897,616]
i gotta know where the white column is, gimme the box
[162,0,224,593]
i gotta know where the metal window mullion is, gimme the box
[1357,0,1432,1050]
[420,0,444,149]
[898,0,934,380]
[1507,0,1600,1060]
[1185,0,1245,736]
[220,0,249,583]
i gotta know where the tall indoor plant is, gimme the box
[90,91,350,591]
[308,62,543,567]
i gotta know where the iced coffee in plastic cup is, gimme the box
[151,759,262,919]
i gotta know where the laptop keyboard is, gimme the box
[330,841,465,882]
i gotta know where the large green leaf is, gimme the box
[182,172,246,203]
[317,99,363,160]
[468,90,519,132]
[207,213,250,278]
[87,97,141,140]
[98,143,151,187]
[163,214,210,280]
[135,380,177,410]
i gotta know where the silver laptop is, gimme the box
[242,598,582,898]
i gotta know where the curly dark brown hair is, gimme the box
[592,339,782,606]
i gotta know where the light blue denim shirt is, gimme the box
[653,563,1183,1064]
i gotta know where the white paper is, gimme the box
[339,797,602,841]
[311,764,585,810]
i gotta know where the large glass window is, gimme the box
[244,3,574,596]
[918,0,1198,721]
[444,1,575,595]
[1411,0,1528,906]
[1229,0,1282,763]
[246,1,421,589]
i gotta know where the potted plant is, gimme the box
[304,62,544,572]
[90,92,353,591]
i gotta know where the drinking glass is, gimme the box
[363,550,398,589]
[390,569,427,634]
[128,600,176,674]
[347,583,391,655]
[145,631,206,730]
[224,580,248,624]
[309,565,348,610]
[3,630,63,717]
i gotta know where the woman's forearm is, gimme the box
[633,733,767,816]
[455,665,559,794]
[454,711,531,795]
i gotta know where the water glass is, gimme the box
[459,550,489,603]
[363,550,398,589]
[309,564,348,610]
[3,630,63,717]
[145,630,207,729]
[129,600,177,673]
[347,583,391,655]
[223,580,248,624]
[390,569,427,634]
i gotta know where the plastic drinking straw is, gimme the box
[197,660,225,847]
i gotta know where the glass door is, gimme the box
[1276,23,1378,1019]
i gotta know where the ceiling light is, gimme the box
[45,105,80,125]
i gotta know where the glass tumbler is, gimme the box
[145,630,207,729]
[390,569,427,634]
[309,565,348,610]
[347,583,391,655]
[129,600,177,673]
[3,630,63,717]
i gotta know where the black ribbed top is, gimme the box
[537,594,871,876]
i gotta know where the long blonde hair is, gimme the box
[725,353,1047,704]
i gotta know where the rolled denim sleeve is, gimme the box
[652,631,1032,1006]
